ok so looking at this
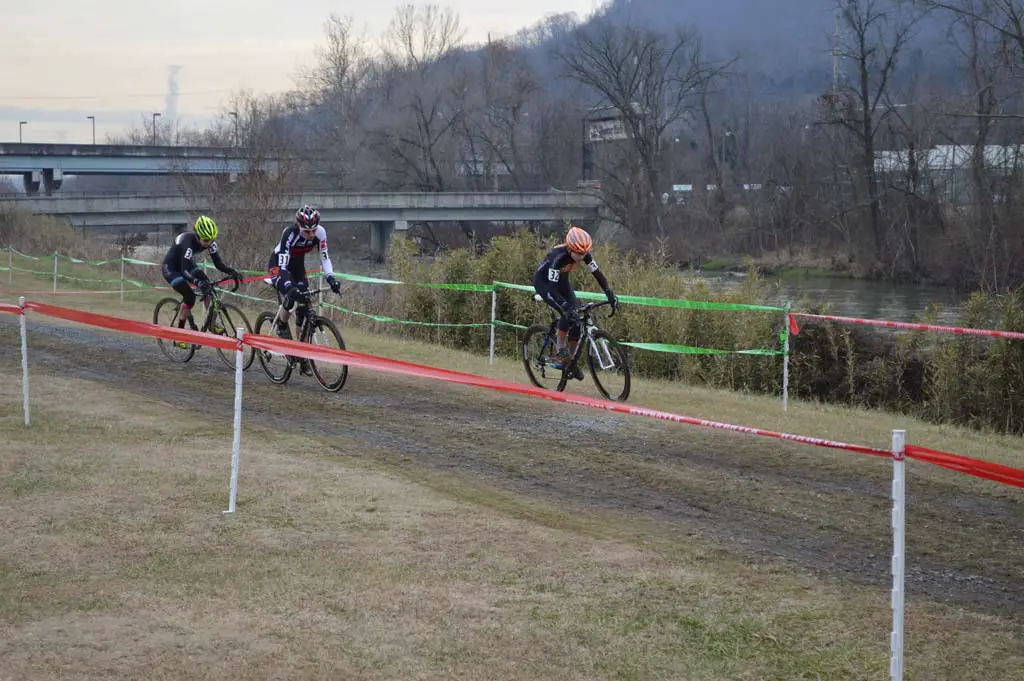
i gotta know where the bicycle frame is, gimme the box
[545,300,615,370]
[192,276,239,331]
[272,287,330,344]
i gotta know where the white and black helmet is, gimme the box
[295,205,320,229]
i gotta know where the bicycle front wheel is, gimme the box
[587,330,630,401]
[153,297,195,364]
[307,316,348,392]
[522,324,568,391]
[254,311,292,384]
[214,303,255,371]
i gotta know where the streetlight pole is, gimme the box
[228,111,239,147]
[18,121,27,143]
[86,116,96,144]
[151,112,161,146]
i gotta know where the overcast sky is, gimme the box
[2,0,602,144]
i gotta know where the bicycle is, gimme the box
[253,287,349,392]
[522,297,631,401]
[153,276,255,370]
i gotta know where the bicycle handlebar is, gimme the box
[292,287,332,304]
[574,299,615,318]
[211,275,240,293]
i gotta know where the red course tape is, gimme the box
[12,300,1024,488]
[793,311,1024,341]
[245,334,893,459]
[23,301,240,352]
[905,445,1024,488]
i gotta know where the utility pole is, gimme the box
[152,112,161,146]
[833,9,841,93]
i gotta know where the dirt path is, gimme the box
[2,317,1021,618]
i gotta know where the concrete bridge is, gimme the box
[0,143,277,195]
[2,191,603,259]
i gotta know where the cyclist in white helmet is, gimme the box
[266,204,341,340]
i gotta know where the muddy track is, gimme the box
[2,317,1021,618]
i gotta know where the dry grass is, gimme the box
[0,366,1021,681]
[1,268,1023,680]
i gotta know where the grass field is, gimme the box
[0,271,1021,680]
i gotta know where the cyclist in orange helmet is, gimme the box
[532,225,618,380]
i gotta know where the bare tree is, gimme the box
[299,14,378,188]
[381,3,464,69]
[557,18,722,237]
[823,0,925,265]
[456,39,542,191]
[923,0,1024,59]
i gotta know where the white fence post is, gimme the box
[224,328,245,514]
[7,247,12,286]
[19,296,29,426]
[120,244,126,306]
[489,288,497,366]
[783,301,791,412]
[52,251,58,294]
[889,428,907,681]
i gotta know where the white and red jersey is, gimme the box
[268,224,335,278]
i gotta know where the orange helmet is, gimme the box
[565,226,592,254]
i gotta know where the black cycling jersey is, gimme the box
[162,232,231,281]
[532,244,614,335]
[533,244,610,296]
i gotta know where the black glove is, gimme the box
[197,279,214,297]
[566,309,581,329]
[227,268,242,282]
[326,275,341,294]
[606,290,619,316]
[286,285,305,306]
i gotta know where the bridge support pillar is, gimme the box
[370,221,395,263]
[22,171,41,196]
[42,169,63,195]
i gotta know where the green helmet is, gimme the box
[194,215,218,241]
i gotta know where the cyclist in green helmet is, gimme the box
[161,215,242,330]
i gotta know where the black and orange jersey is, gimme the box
[533,244,610,291]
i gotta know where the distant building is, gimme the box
[875,144,1024,203]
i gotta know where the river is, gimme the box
[703,273,967,324]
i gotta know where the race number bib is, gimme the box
[183,248,193,260]
[547,268,560,282]
[278,252,290,268]
[587,260,599,272]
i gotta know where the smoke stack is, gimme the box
[165,65,182,121]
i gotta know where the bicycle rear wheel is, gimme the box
[254,311,292,384]
[153,297,195,363]
[522,324,568,391]
[307,316,348,392]
[586,330,630,401]
[214,303,255,371]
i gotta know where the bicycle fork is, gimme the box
[586,327,616,371]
